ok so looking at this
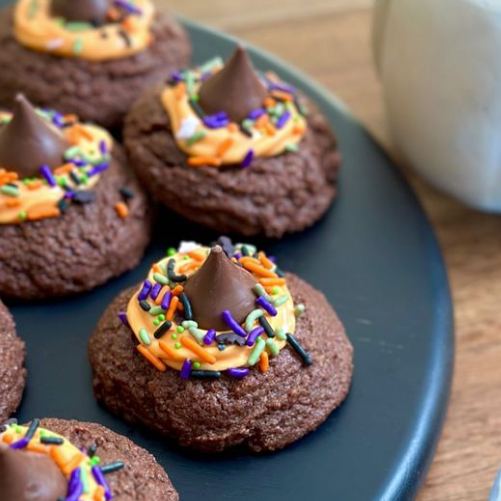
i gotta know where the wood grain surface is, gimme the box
[161,1,501,500]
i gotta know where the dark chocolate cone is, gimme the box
[0,443,67,501]
[199,45,268,123]
[51,0,110,24]
[184,246,257,331]
[0,95,70,178]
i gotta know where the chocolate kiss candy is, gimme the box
[0,95,70,178]
[184,246,257,331]
[51,0,110,24]
[199,45,268,123]
[0,443,67,501]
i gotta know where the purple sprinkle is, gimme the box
[180,359,192,380]
[266,79,296,95]
[114,0,142,15]
[227,367,250,378]
[247,108,266,120]
[246,326,265,347]
[242,149,254,169]
[268,255,277,263]
[256,296,278,316]
[203,114,230,129]
[67,467,81,495]
[39,165,57,187]
[99,140,107,155]
[276,110,291,129]
[118,311,129,327]
[222,310,247,337]
[63,190,75,199]
[150,282,162,301]
[52,112,64,128]
[200,71,212,81]
[160,290,172,311]
[234,252,243,260]
[92,466,112,501]
[87,163,109,177]
[10,437,29,449]
[203,329,216,345]
[70,158,87,167]
[170,70,184,82]
[137,280,152,301]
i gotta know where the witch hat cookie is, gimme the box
[0,442,67,501]
[51,0,110,24]
[199,46,268,123]
[184,245,257,330]
[0,94,69,178]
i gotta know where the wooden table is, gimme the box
[162,1,501,499]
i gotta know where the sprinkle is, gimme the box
[259,316,275,338]
[136,345,166,372]
[92,466,111,501]
[259,278,286,287]
[246,326,265,347]
[227,367,250,378]
[166,247,176,256]
[165,296,179,321]
[248,108,266,120]
[138,328,151,345]
[39,164,57,186]
[87,444,98,457]
[65,22,93,31]
[115,202,129,219]
[185,129,207,146]
[150,282,162,301]
[180,359,192,379]
[248,337,266,366]
[245,309,264,332]
[181,320,198,329]
[273,295,289,307]
[216,137,233,157]
[203,113,229,129]
[179,293,193,320]
[101,462,124,474]
[40,436,64,445]
[203,329,216,345]
[266,338,280,356]
[0,185,19,197]
[254,283,272,302]
[188,156,222,168]
[285,143,299,153]
[73,37,84,54]
[188,327,205,344]
[286,333,313,366]
[73,191,96,204]
[153,273,169,285]
[167,259,187,283]
[294,303,306,317]
[222,310,247,337]
[276,110,291,129]
[114,0,143,14]
[160,290,172,310]
[153,321,172,339]
[138,280,152,301]
[191,370,221,379]
[216,332,247,347]
[158,340,184,360]
[242,149,254,168]
[276,327,287,341]
[257,251,275,270]
[259,352,269,373]
[27,204,60,221]
[181,336,217,364]
[242,261,277,278]
[139,300,151,312]
[256,296,278,316]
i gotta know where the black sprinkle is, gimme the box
[275,268,286,278]
[24,418,40,441]
[216,236,235,257]
[101,461,125,474]
[73,191,96,204]
[41,436,64,445]
[167,259,187,283]
[189,99,205,118]
[191,370,221,379]
[118,28,132,47]
[139,300,151,312]
[241,246,251,257]
[239,124,253,138]
[259,316,275,338]
[119,187,135,200]
[69,171,81,185]
[215,332,246,347]
[0,418,17,433]
[153,321,172,339]
[88,444,98,457]
[57,199,70,213]
[6,182,18,188]
[286,333,313,366]
[179,293,193,320]
[217,344,226,351]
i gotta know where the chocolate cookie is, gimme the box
[0,300,26,422]
[0,418,178,501]
[124,48,341,238]
[0,142,153,300]
[0,3,191,130]
[89,242,353,452]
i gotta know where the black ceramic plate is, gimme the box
[4,17,454,501]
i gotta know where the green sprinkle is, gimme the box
[89,456,100,466]
[149,306,165,316]
[248,337,266,366]
[158,314,165,322]
[153,273,169,285]
[64,146,82,160]
[188,327,205,344]
[66,22,93,31]
[242,118,254,130]
[193,362,201,370]
[237,243,257,255]
[294,304,306,317]
[81,466,90,493]
[200,56,224,73]
[185,129,207,147]
[182,320,198,329]
[183,255,190,260]
[276,327,287,341]
[245,309,264,332]
[73,37,84,54]
[0,185,19,197]
[174,342,182,349]
[0,116,11,124]
[153,319,160,326]
[170,333,178,340]
[139,328,151,346]
[273,295,289,307]
[266,338,280,356]
[18,211,27,220]
[272,286,280,295]
[177,326,184,333]
[254,283,272,302]
[191,94,200,103]
[79,173,89,185]
[285,143,299,153]
[166,247,176,256]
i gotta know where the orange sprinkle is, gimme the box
[239,256,261,266]
[226,123,238,133]
[166,296,179,321]
[216,138,233,157]
[63,113,78,123]
[293,125,306,135]
[259,351,269,373]
[174,82,186,101]
[27,442,50,454]
[188,250,205,262]
[1,433,14,444]
[94,486,106,501]
[171,285,184,296]
[54,163,75,175]
[272,90,294,102]
[264,97,276,108]
[155,286,170,305]
[62,452,85,475]
[265,123,276,136]
[188,156,222,168]
[258,251,275,270]
[259,278,286,287]
[107,7,120,21]
[27,205,60,221]
[137,345,167,372]
[152,264,163,274]
[255,114,270,129]
[75,125,94,141]
[179,261,200,274]
[115,202,129,219]
[27,180,43,190]
[159,340,184,361]
[5,199,21,208]
[265,286,276,295]
[242,261,278,278]
[0,172,18,186]
[180,336,217,364]
[50,446,70,469]
[121,17,134,33]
